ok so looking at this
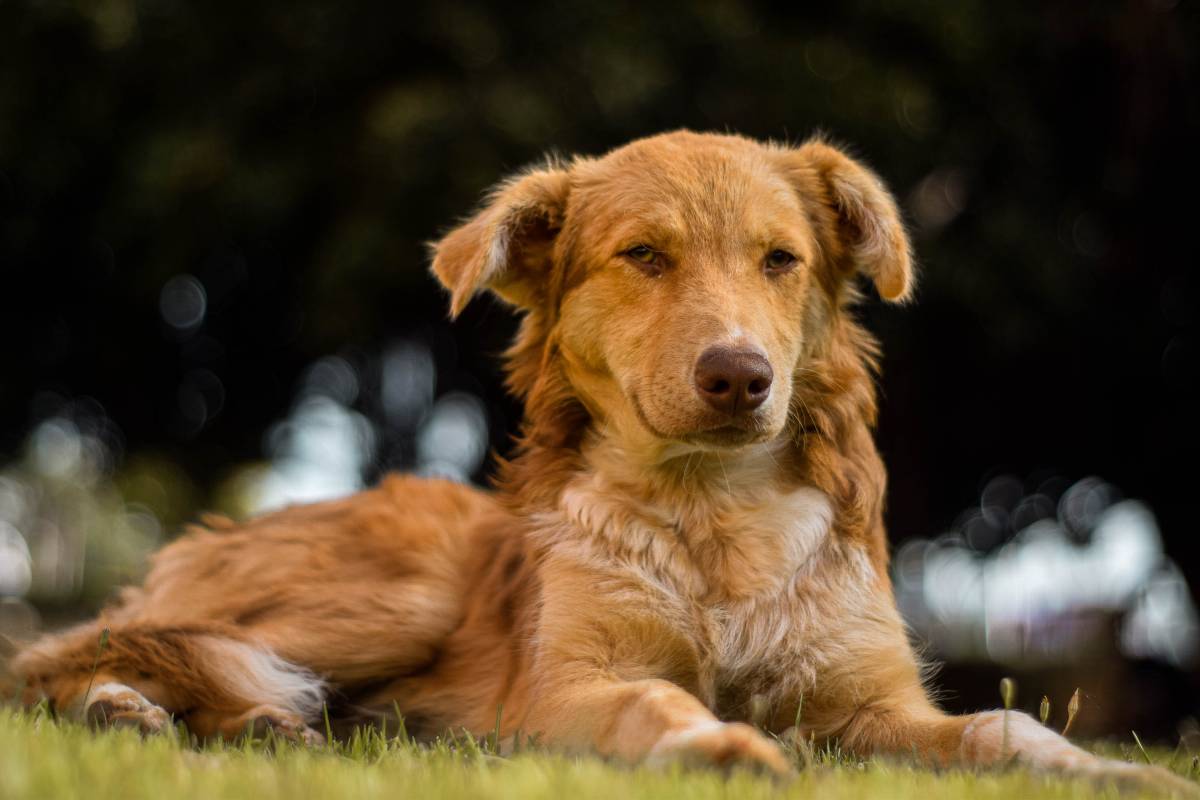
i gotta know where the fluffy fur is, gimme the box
[10,131,1194,793]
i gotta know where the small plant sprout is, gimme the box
[81,627,111,715]
[1000,677,1016,761]
[1000,678,1016,709]
[1039,696,1051,726]
[1062,689,1081,738]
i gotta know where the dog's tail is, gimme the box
[11,620,325,720]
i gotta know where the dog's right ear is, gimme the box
[430,164,571,318]
[783,140,914,303]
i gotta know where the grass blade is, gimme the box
[491,703,504,754]
[81,628,111,716]
[1132,730,1153,765]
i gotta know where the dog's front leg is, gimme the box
[524,676,792,775]
[797,575,1199,794]
[839,699,1199,795]
[527,563,793,774]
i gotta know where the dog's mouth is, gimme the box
[630,392,773,448]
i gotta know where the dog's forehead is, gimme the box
[570,134,803,242]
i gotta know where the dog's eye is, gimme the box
[765,249,798,274]
[626,245,657,264]
[624,245,662,273]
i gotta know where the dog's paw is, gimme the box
[647,721,793,776]
[82,683,171,734]
[1080,760,1200,798]
[222,705,325,745]
[962,710,1199,796]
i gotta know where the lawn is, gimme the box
[2,709,1197,800]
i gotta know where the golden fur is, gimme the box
[10,131,1193,791]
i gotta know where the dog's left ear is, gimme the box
[784,140,914,302]
[430,164,571,318]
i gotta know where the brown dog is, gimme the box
[10,131,1193,791]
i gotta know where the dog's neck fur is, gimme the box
[494,298,893,586]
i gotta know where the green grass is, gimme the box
[0,708,1196,800]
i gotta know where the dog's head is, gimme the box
[432,131,911,459]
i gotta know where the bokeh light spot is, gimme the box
[159,274,207,333]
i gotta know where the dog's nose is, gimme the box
[693,346,773,415]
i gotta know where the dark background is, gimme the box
[1,1,1198,742]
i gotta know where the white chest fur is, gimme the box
[556,475,835,600]
[544,474,885,714]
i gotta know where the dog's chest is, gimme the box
[657,488,875,712]
[552,479,883,714]
[692,540,882,723]
[558,478,854,706]
[698,577,825,713]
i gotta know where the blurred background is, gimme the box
[1,0,1198,743]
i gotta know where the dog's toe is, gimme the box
[83,686,170,735]
[648,721,794,776]
[232,706,325,745]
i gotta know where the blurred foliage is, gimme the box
[0,0,1196,569]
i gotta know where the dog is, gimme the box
[10,131,1194,792]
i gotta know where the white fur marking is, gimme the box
[207,640,326,718]
[776,487,834,573]
[484,221,511,281]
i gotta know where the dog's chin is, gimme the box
[681,422,775,449]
